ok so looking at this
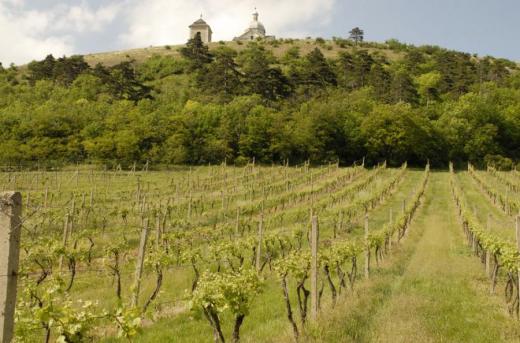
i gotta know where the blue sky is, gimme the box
[1,0,518,65]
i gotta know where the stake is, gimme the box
[132,219,150,308]
[516,216,520,313]
[389,208,393,249]
[256,214,264,273]
[59,213,70,271]
[310,215,319,321]
[485,214,491,277]
[364,214,370,279]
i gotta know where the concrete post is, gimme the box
[0,192,22,343]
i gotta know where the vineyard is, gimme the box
[2,163,520,342]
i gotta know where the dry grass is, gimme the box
[83,39,403,67]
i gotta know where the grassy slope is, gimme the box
[83,39,402,67]
[305,172,520,342]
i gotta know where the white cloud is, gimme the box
[120,0,336,47]
[53,2,122,33]
[0,1,121,65]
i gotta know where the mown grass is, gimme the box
[304,172,520,343]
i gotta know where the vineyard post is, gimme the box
[389,208,393,249]
[132,219,150,308]
[310,215,319,321]
[401,199,406,239]
[485,214,491,277]
[44,186,48,208]
[364,214,370,279]
[155,214,161,251]
[0,192,22,343]
[235,207,240,236]
[59,213,70,271]
[516,216,520,306]
[255,213,264,273]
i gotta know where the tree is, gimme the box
[26,54,90,86]
[180,32,213,71]
[415,72,442,107]
[349,27,364,44]
[361,103,441,166]
[198,47,242,100]
[390,66,419,104]
[238,44,292,100]
[92,61,152,102]
[298,48,337,88]
[368,63,391,102]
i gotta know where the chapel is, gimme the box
[233,10,275,41]
[189,16,212,43]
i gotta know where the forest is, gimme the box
[0,35,519,168]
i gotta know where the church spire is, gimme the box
[252,8,259,22]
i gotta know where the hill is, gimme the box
[0,36,519,169]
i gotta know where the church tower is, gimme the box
[189,15,212,44]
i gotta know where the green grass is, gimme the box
[305,172,520,343]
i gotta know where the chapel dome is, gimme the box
[248,11,266,33]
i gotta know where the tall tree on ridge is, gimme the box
[349,27,364,44]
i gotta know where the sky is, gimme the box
[0,0,519,65]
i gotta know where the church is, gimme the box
[233,10,275,41]
[188,10,275,44]
[188,16,212,44]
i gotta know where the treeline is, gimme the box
[0,36,519,168]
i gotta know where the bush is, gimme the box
[234,156,249,166]
[484,154,514,170]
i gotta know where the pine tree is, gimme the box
[180,32,213,71]
[349,27,364,44]
[198,47,242,100]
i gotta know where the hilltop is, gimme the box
[84,38,403,66]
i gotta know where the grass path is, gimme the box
[308,172,520,342]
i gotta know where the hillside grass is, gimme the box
[84,39,403,67]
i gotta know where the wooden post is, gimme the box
[364,214,370,279]
[256,214,264,273]
[132,219,149,308]
[44,186,48,208]
[310,215,319,321]
[235,207,240,236]
[0,192,22,343]
[155,214,161,251]
[335,211,343,238]
[516,216,520,311]
[485,214,491,277]
[389,208,393,249]
[187,193,192,220]
[58,213,70,271]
